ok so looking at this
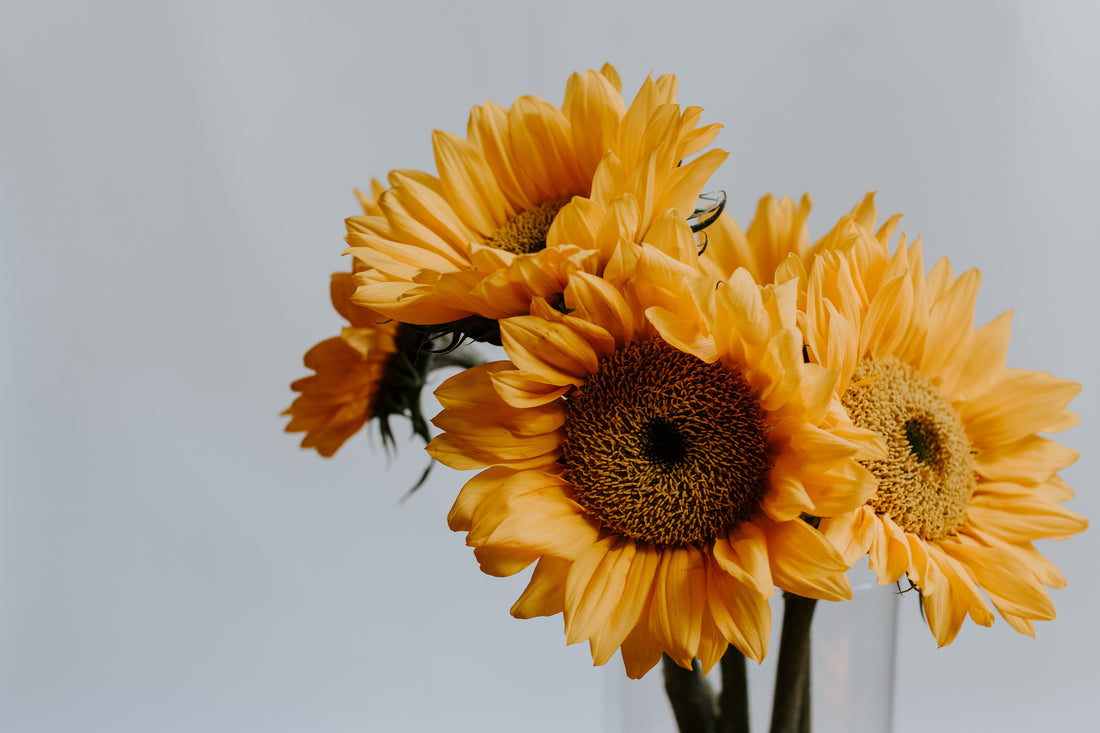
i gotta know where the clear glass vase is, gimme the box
[602,564,899,733]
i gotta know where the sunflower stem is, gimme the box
[662,655,717,733]
[799,642,811,733]
[769,593,817,733]
[717,648,750,733]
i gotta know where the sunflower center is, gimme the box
[643,417,687,467]
[486,196,572,255]
[841,357,976,541]
[560,337,772,546]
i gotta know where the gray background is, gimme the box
[2,1,1097,731]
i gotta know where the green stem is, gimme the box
[662,655,717,733]
[769,593,817,733]
[717,648,750,733]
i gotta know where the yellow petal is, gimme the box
[921,268,981,394]
[432,129,507,236]
[546,195,603,250]
[761,516,852,601]
[564,538,635,644]
[706,559,771,663]
[868,514,910,584]
[646,305,718,363]
[919,549,967,646]
[384,173,479,252]
[694,609,730,675]
[490,368,573,408]
[448,466,516,531]
[975,435,1079,483]
[500,316,600,386]
[589,546,660,665]
[564,69,626,176]
[648,547,706,667]
[761,468,815,523]
[619,586,664,678]
[512,556,571,617]
[595,194,641,262]
[645,208,699,264]
[509,95,584,198]
[472,481,599,560]
[712,522,774,598]
[966,491,1087,543]
[430,410,562,457]
[564,271,638,347]
[468,100,530,211]
[960,368,1081,447]
[943,543,1056,621]
[657,148,728,220]
[473,546,538,577]
[954,311,1012,400]
[820,507,877,568]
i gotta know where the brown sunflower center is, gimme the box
[841,357,976,541]
[560,337,772,546]
[486,196,572,255]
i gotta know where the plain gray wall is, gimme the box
[2,1,1097,731]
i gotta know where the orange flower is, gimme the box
[428,221,882,677]
[284,272,399,457]
[286,181,428,456]
[800,197,1087,644]
[345,64,726,327]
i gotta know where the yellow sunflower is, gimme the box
[697,194,812,286]
[284,270,400,457]
[345,64,727,326]
[286,181,425,456]
[427,227,883,678]
[697,192,905,301]
[800,198,1087,645]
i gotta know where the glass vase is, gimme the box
[602,563,899,733]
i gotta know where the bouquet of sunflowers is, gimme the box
[283,65,1086,733]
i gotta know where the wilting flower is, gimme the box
[286,182,437,456]
[284,272,402,456]
[427,225,883,678]
[798,197,1087,645]
[345,64,727,331]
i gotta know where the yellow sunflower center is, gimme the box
[842,357,976,541]
[560,337,772,546]
[486,196,572,255]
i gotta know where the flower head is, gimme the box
[428,225,882,677]
[345,64,727,333]
[284,271,403,456]
[286,182,436,456]
[803,197,1087,645]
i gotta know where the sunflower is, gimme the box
[345,64,727,330]
[286,182,432,456]
[697,194,812,286]
[284,271,401,456]
[427,226,884,678]
[800,198,1087,645]
[697,192,906,301]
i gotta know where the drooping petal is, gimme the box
[760,516,852,601]
[512,556,571,617]
[647,547,706,668]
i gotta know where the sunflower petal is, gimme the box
[589,546,660,665]
[500,316,600,386]
[648,547,706,668]
[761,516,852,601]
[512,556,571,617]
[564,538,635,644]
